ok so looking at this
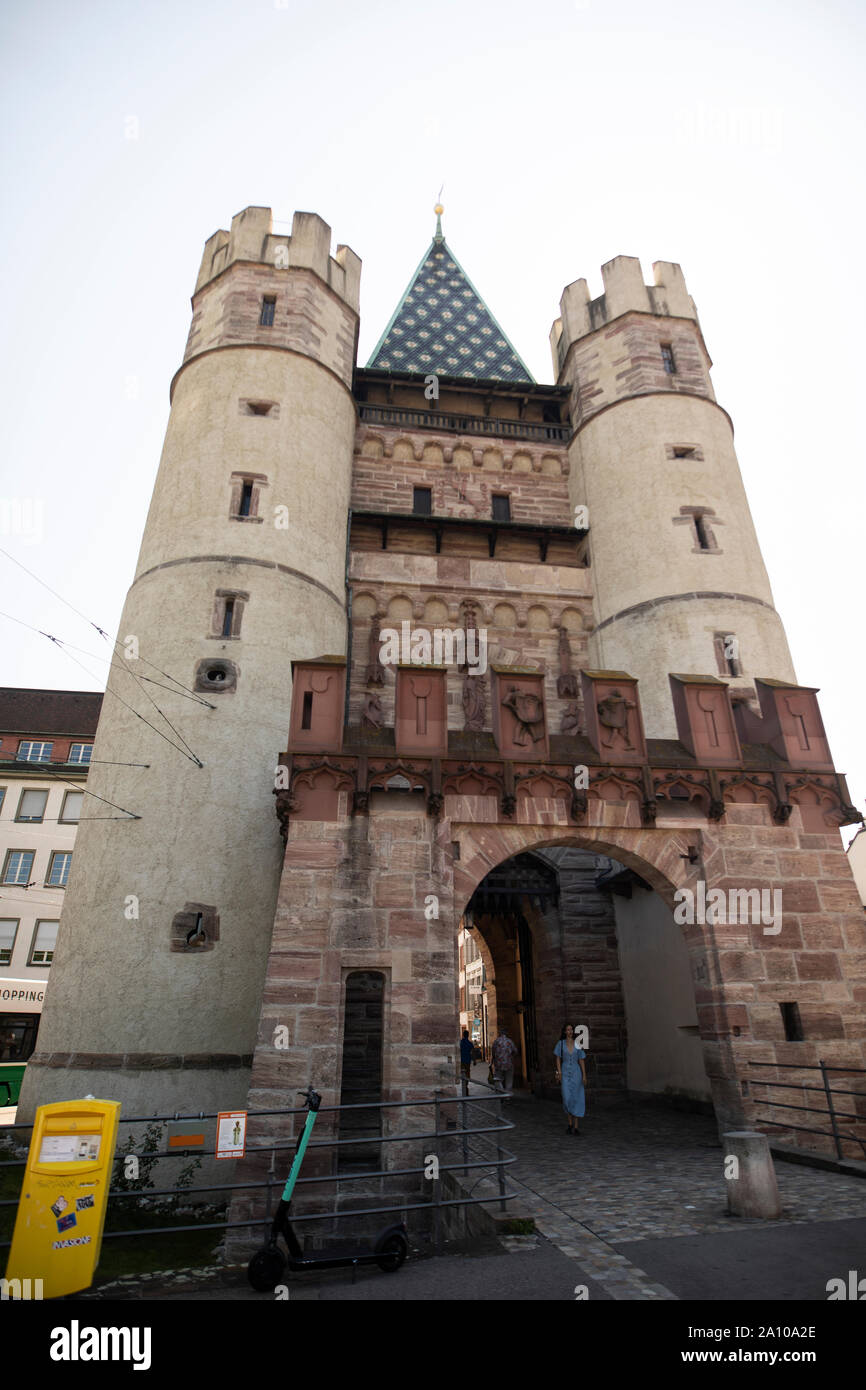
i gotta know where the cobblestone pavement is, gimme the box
[465,1068,866,1301]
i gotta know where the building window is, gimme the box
[18,741,52,762]
[780,1001,804,1041]
[260,296,276,327]
[16,789,49,823]
[714,633,743,678]
[29,920,59,966]
[0,919,19,966]
[60,790,84,823]
[2,850,35,885]
[301,690,314,731]
[0,789,5,813]
[492,494,511,522]
[212,589,248,639]
[694,513,712,550]
[67,744,92,765]
[673,446,695,459]
[46,851,72,888]
[661,343,676,374]
[229,473,267,523]
[413,487,432,516]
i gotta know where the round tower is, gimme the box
[19,207,360,1117]
[550,255,796,737]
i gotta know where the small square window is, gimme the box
[492,494,511,522]
[46,851,72,888]
[30,919,59,966]
[16,789,48,822]
[2,850,35,885]
[260,296,276,327]
[67,744,92,765]
[413,487,432,516]
[673,446,696,459]
[661,343,676,374]
[0,918,19,966]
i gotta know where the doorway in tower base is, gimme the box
[458,847,714,1114]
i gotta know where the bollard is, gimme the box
[723,1131,781,1219]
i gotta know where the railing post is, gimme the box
[496,1096,507,1212]
[819,1059,844,1159]
[433,1090,443,1252]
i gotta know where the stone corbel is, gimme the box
[708,770,726,821]
[501,760,516,818]
[772,771,792,824]
[641,766,657,825]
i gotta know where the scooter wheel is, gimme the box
[375,1231,408,1273]
[247,1245,287,1292]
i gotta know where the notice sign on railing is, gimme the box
[215,1110,247,1160]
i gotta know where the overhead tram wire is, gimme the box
[0,546,216,705]
[0,608,203,769]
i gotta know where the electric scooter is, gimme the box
[248,1086,409,1290]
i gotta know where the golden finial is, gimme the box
[434,186,445,240]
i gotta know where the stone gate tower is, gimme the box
[19,208,361,1115]
[551,258,796,736]
[20,206,863,1179]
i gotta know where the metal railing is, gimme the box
[358,403,570,443]
[0,1090,517,1254]
[747,1059,866,1160]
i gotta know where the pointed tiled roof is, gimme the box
[367,219,534,383]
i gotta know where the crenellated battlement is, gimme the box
[550,256,699,371]
[194,205,361,312]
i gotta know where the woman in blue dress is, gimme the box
[554,1023,587,1136]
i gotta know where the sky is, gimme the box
[0,0,864,842]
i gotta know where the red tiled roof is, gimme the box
[0,687,103,737]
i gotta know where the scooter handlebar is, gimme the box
[297,1086,322,1112]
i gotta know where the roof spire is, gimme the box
[434,185,444,242]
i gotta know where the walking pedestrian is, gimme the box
[554,1022,587,1135]
[491,1027,518,1093]
[459,1028,474,1085]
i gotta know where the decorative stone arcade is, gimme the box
[225,667,866,1253]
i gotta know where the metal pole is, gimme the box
[461,1078,469,1176]
[819,1059,844,1159]
[433,1090,443,1252]
[496,1096,507,1212]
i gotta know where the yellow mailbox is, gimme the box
[5,1098,121,1299]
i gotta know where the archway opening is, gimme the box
[456,845,714,1115]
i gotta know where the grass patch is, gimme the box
[501,1217,535,1235]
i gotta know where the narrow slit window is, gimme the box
[301,690,313,730]
[260,296,276,327]
[222,599,235,638]
[661,343,676,374]
[492,494,511,522]
[694,513,711,550]
[780,1002,804,1041]
[239,481,254,517]
[413,487,432,516]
